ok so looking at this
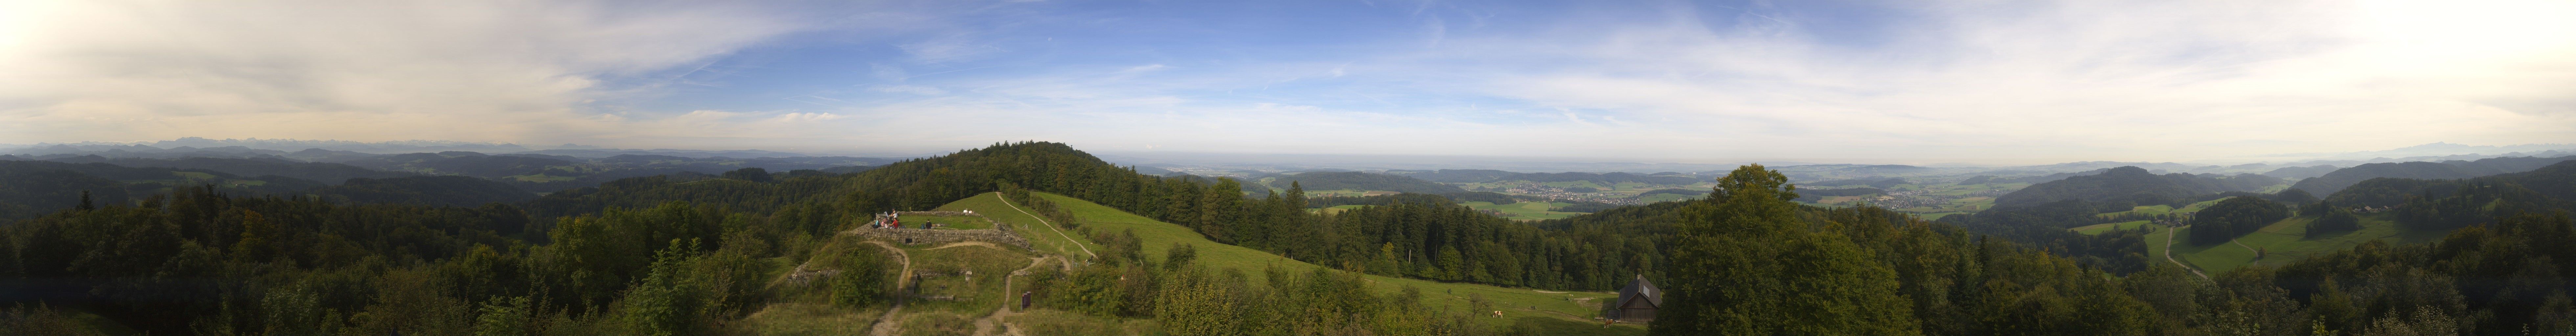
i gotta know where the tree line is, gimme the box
[1648,164,2576,335]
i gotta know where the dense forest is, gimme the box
[8,142,2576,336]
[2184,196,2292,245]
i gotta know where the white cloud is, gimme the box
[0,0,813,145]
[771,112,846,123]
[1409,0,2576,162]
[4,0,2568,162]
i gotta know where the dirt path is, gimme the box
[2230,239,2262,261]
[2164,225,2210,281]
[864,241,914,336]
[997,193,1096,259]
[971,256,1054,336]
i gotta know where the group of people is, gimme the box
[868,212,903,229]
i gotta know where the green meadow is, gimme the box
[988,192,1639,332]
[1462,201,1591,220]
[2165,212,2450,274]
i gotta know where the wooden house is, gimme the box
[1606,275,1662,322]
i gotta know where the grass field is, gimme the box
[1944,197,1995,211]
[933,194,1105,264]
[2166,212,2450,274]
[2177,199,2227,212]
[2146,224,2172,266]
[1461,201,1590,220]
[1020,192,1640,332]
[2093,198,2232,221]
[1297,189,1399,197]
[898,243,1037,315]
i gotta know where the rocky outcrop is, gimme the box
[850,226,1030,249]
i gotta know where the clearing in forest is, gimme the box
[995,191,1640,333]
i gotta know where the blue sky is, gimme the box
[4,0,2574,164]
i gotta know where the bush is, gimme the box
[833,247,891,307]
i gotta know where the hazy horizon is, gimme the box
[9,136,2572,169]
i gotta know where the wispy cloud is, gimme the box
[2,0,2569,162]
[0,0,821,146]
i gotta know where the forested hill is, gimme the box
[2320,159,2576,227]
[0,160,326,220]
[522,142,1665,290]
[2288,155,2575,196]
[14,141,2576,335]
[1263,171,1464,193]
[1991,166,2280,208]
[311,176,538,207]
[40,156,416,184]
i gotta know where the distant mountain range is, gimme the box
[1991,166,2281,208]
[2287,155,2576,195]
[1,143,896,193]
[2,137,814,157]
[2260,142,2576,162]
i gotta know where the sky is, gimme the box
[3,0,2573,164]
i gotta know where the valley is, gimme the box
[4,140,2574,336]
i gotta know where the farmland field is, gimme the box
[1462,201,1589,220]
[2166,212,2450,274]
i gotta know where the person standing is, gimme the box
[1020,291,1032,310]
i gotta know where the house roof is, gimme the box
[1616,275,1662,308]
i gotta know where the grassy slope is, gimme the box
[1001,192,1639,333]
[2146,225,2171,266]
[2170,212,2447,274]
[932,194,1102,264]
